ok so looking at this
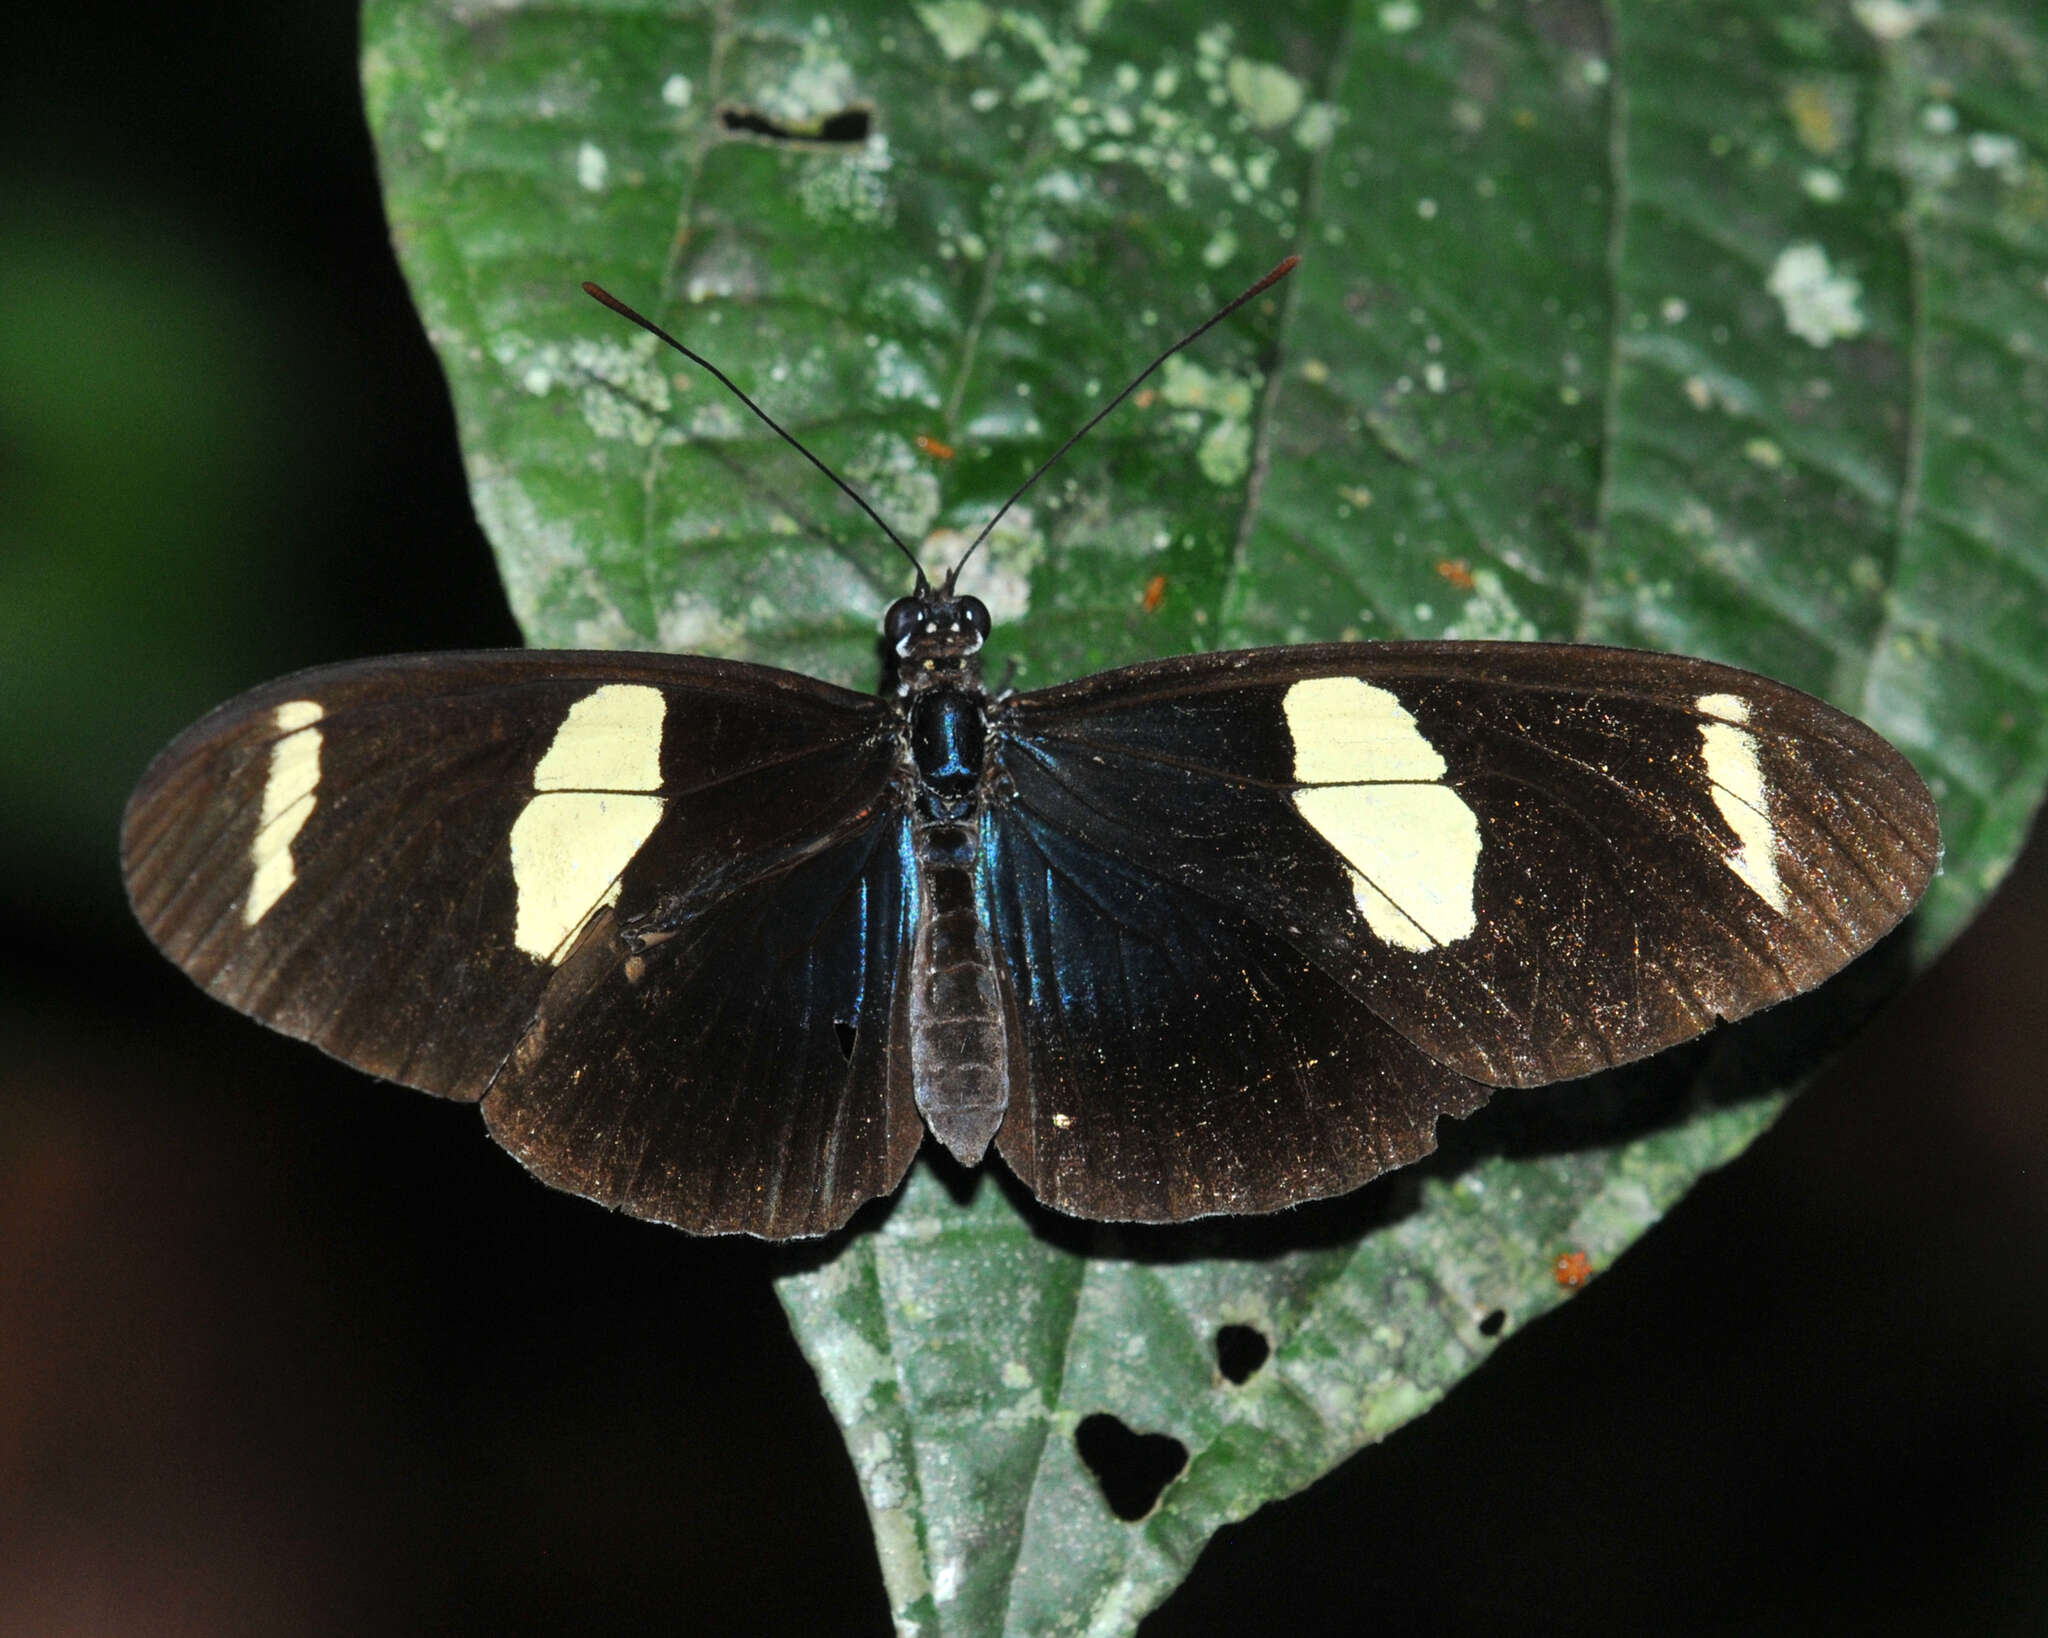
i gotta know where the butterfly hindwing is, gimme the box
[986,804,1491,1222]
[123,650,918,1234]
[999,641,1940,1095]
[482,814,922,1237]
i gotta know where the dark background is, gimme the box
[4,5,2044,1634]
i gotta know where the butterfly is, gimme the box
[121,261,1941,1238]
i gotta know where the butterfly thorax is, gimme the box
[882,585,1014,1163]
[886,583,996,824]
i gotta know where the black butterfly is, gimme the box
[122,263,1940,1238]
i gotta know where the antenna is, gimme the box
[948,256,1300,586]
[581,282,931,590]
[584,257,1302,602]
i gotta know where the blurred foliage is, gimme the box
[0,201,302,929]
[363,0,2048,1632]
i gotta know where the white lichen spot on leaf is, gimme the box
[1804,167,1846,203]
[1161,355,1257,485]
[848,434,943,541]
[470,464,590,644]
[937,506,1043,623]
[1673,497,1719,539]
[1003,8,1089,103]
[1034,21,1297,216]
[686,399,744,440]
[1766,242,1865,347]
[495,331,671,446]
[1198,417,1252,485]
[869,338,942,407]
[1968,130,2023,181]
[1294,101,1340,150]
[798,135,897,225]
[1161,356,1254,418]
[1225,57,1304,130]
[570,603,640,651]
[1851,0,1939,42]
[578,385,661,446]
[916,0,992,60]
[851,1426,930,1611]
[748,29,860,126]
[417,86,464,154]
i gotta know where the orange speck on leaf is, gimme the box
[915,432,955,461]
[1142,574,1168,614]
[1553,1250,1594,1290]
[1436,558,1476,591]
[1133,387,1157,410]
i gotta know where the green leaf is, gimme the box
[363,0,2048,1631]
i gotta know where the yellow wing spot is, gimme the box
[1695,693,1787,912]
[244,700,325,925]
[511,685,669,963]
[1283,677,1481,951]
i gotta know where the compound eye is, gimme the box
[958,596,992,641]
[882,597,921,648]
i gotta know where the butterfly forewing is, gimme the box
[122,650,918,1235]
[998,642,1941,1094]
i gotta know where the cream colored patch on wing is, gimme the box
[1283,677,1480,951]
[274,698,324,732]
[509,793,663,961]
[511,684,669,963]
[1284,674,1448,783]
[244,700,325,925]
[1695,693,1788,913]
[534,683,667,791]
[1695,691,1750,725]
[1293,784,1481,948]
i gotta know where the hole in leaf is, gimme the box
[1478,1308,1507,1338]
[1214,1323,1270,1384]
[718,104,873,146]
[833,1019,858,1061]
[1075,1413,1187,1521]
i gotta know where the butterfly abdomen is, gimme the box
[902,682,1012,1164]
[906,818,1012,1164]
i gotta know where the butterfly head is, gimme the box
[883,581,991,684]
